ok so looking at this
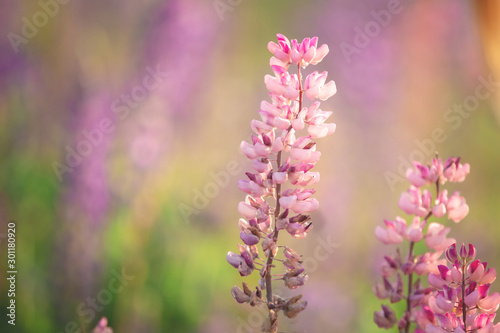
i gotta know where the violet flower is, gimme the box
[227,34,336,333]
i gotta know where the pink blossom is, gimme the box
[304,71,337,101]
[443,157,470,183]
[446,191,469,223]
[375,217,406,245]
[407,216,424,242]
[267,34,330,67]
[479,268,497,285]
[425,223,455,251]
[406,161,439,187]
[398,186,431,217]
[479,293,500,314]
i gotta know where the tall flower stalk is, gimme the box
[374,157,471,332]
[227,34,336,332]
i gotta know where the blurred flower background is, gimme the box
[1,0,499,332]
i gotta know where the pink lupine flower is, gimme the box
[480,268,497,285]
[306,108,336,138]
[414,251,447,276]
[228,34,336,330]
[267,34,329,68]
[480,293,500,314]
[406,161,439,187]
[304,71,337,100]
[425,223,455,251]
[416,306,438,330]
[446,191,469,223]
[375,217,407,245]
[290,136,321,163]
[443,157,470,183]
[432,190,449,218]
[398,186,431,217]
[407,217,424,242]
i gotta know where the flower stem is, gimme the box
[404,241,415,333]
[462,262,466,328]
[265,150,282,306]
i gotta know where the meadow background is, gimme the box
[1,0,499,332]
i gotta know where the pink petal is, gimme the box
[480,293,500,314]
[436,294,454,312]
[272,116,291,130]
[285,85,299,100]
[279,195,297,209]
[238,180,251,194]
[291,198,319,213]
[465,290,480,308]
[479,268,497,285]
[432,203,446,218]
[251,119,273,134]
[272,172,288,184]
[267,41,279,54]
[318,80,337,100]
[470,263,485,282]
[240,141,258,159]
[428,273,446,290]
[238,202,258,219]
[303,45,316,63]
[274,48,290,63]
[264,75,286,95]
[260,100,281,117]
[305,85,320,100]
[311,44,329,64]
[308,124,329,138]
[271,137,284,152]
[292,118,305,131]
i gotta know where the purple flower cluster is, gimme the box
[227,34,336,332]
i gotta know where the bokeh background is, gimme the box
[1,0,499,332]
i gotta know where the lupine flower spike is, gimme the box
[425,243,500,333]
[227,34,336,332]
[374,156,470,332]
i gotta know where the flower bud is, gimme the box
[373,305,397,329]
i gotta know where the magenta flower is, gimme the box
[227,34,336,332]
[426,243,500,333]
